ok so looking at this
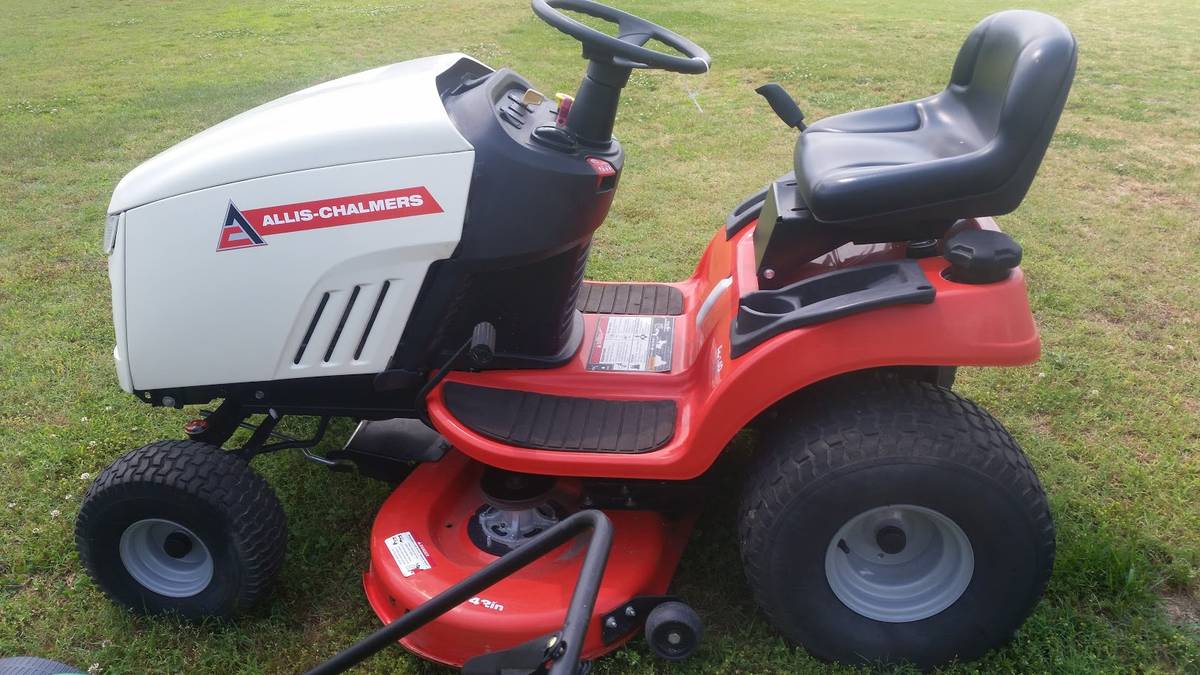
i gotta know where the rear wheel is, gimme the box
[738,375,1054,668]
[75,440,287,620]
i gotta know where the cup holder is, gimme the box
[731,260,937,357]
[741,295,797,316]
[737,295,797,332]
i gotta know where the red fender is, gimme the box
[427,218,1038,480]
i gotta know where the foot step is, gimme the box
[577,282,684,316]
[442,383,676,453]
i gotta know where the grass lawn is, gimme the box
[2,0,1198,672]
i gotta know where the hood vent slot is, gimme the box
[291,280,395,369]
[294,292,331,364]
[324,285,362,362]
[355,280,391,360]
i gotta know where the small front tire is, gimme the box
[75,440,287,620]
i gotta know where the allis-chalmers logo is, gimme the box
[217,187,442,251]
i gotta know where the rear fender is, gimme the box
[428,219,1038,480]
[691,228,1038,474]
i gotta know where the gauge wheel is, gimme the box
[644,601,703,661]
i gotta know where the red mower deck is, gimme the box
[364,450,696,666]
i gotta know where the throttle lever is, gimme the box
[756,83,807,131]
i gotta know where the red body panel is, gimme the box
[427,218,1039,480]
[364,450,695,667]
[366,218,1040,666]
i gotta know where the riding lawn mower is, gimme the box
[17,1,1081,672]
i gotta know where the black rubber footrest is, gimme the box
[577,282,684,315]
[442,382,676,453]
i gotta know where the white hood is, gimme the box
[108,53,481,213]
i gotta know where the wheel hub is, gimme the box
[875,524,907,554]
[119,518,213,598]
[825,505,974,623]
[162,531,194,559]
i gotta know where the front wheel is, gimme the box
[738,376,1054,669]
[75,440,287,620]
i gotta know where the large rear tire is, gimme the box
[75,440,287,620]
[738,375,1054,669]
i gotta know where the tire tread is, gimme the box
[737,375,1054,663]
[75,440,286,617]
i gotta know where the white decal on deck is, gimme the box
[468,596,505,612]
[385,531,432,577]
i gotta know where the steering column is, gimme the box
[531,0,711,146]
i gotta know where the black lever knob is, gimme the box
[755,83,807,131]
[469,322,497,367]
[943,229,1022,284]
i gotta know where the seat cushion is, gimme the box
[793,10,1077,230]
[796,94,996,225]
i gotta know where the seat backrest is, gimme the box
[947,10,1077,205]
[791,10,1076,237]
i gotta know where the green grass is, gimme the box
[1,0,1198,672]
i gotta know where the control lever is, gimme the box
[414,321,497,425]
[469,321,497,367]
[755,83,807,131]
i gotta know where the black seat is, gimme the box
[794,10,1077,232]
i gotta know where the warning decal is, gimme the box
[384,531,432,577]
[587,316,675,372]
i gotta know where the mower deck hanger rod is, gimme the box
[307,510,613,675]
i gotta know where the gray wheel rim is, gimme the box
[825,504,973,623]
[118,518,213,598]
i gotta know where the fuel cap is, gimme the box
[943,229,1022,284]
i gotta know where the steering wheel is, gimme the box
[531,0,710,74]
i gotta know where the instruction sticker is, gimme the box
[587,316,675,372]
[385,532,431,577]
